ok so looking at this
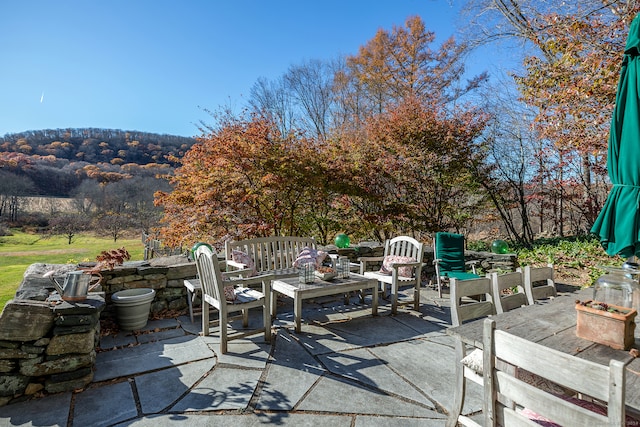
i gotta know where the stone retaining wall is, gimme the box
[98,255,196,319]
[0,294,104,405]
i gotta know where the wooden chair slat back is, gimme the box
[483,319,626,427]
[386,236,424,260]
[195,245,224,304]
[490,271,528,314]
[450,276,496,327]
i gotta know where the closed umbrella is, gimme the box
[591,16,640,259]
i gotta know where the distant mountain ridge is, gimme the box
[0,128,196,165]
[0,128,197,197]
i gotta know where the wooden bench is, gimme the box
[224,236,317,279]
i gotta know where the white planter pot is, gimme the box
[111,288,156,330]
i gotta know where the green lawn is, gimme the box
[0,230,145,309]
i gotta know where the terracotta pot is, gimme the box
[576,302,637,350]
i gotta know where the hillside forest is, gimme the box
[0,128,195,242]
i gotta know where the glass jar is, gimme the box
[593,266,636,308]
[339,257,350,279]
[298,263,315,284]
[623,261,640,315]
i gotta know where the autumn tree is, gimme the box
[342,15,487,118]
[462,0,640,233]
[155,111,323,247]
[342,97,490,240]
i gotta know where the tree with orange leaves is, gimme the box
[333,96,490,241]
[155,110,323,247]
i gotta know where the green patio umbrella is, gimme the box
[591,15,640,259]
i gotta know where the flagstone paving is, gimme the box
[0,287,485,426]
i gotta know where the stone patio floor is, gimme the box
[0,286,507,426]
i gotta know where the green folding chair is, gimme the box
[433,232,480,297]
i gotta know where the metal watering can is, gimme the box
[49,270,102,302]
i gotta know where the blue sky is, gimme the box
[0,0,509,138]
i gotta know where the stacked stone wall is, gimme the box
[0,296,104,405]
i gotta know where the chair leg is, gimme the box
[413,284,420,311]
[391,281,398,315]
[186,287,195,323]
[263,304,271,343]
[202,299,210,336]
[448,337,467,427]
[242,309,249,327]
[220,310,228,354]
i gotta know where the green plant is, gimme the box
[516,234,621,287]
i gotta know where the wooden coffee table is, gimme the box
[271,273,378,332]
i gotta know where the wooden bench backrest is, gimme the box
[483,318,626,427]
[225,236,316,272]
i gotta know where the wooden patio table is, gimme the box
[271,273,378,333]
[446,287,640,426]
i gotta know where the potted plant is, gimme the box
[81,247,131,277]
[575,299,637,350]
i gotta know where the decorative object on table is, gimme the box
[575,299,637,350]
[490,239,509,254]
[338,256,350,279]
[592,266,636,309]
[111,288,156,330]
[315,266,336,281]
[334,233,350,248]
[298,262,315,284]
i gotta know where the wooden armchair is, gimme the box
[359,236,425,315]
[194,245,272,354]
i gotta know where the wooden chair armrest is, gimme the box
[390,261,421,269]
[226,260,247,270]
[222,269,252,279]
[225,273,274,292]
[358,256,384,262]
[466,260,480,274]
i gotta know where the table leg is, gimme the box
[294,294,302,333]
[448,337,467,427]
[271,290,277,319]
[371,283,378,316]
